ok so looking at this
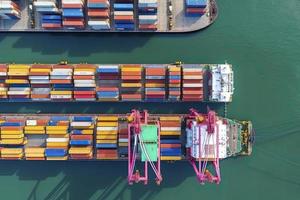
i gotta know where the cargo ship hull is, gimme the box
[0,112,253,161]
[0,62,233,103]
[0,0,217,33]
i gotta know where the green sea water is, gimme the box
[0,0,299,199]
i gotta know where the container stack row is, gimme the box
[0,64,212,102]
[29,64,51,100]
[24,118,47,160]
[69,116,94,159]
[168,65,181,101]
[87,0,111,30]
[185,0,207,16]
[45,117,70,160]
[145,65,166,101]
[159,116,182,161]
[0,65,8,99]
[73,64,96,101]
[138,0,158,31]
[114,0,135,30]
[50,65,73,101]
[182,65,203,101]
[96,65,120,101]
[62,0,85,29]
[96,116,119,159]
[34,0,61,29]
[118,120,128,158]
[0,117,25,159]
[6,64,30,101]
[0,0,21,20]
[121,65,142,101]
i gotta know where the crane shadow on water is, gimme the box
[0,160,195,200]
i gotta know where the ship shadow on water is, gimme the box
[0,102,224,116]
[0,161,194,200]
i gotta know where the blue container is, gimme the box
[73,116,93,122]
[70,140,91,146]
[114,3,133,11]
[45,148,67,157]
[96,143,117,149]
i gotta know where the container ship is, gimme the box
[0,62,234,102]
[0,109,253,185]
[0,0,217,32]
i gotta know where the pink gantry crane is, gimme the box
[187,108,221,184]
[127,109,162,185]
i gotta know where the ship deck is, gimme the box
[0,0,218,33]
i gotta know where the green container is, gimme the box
[140,125,158,162]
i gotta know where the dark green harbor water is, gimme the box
[0,0,299,199]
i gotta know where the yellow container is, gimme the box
[25,126,45,131]
[1,148,23,154]
[1,134,24,139]
[1,154,23,158]
[1,130,23,135]
[46,156,68,160]
[96,130,118,135]
[121,68,141,72]
[69,146,92,154]
[160,156,182,161]
[24,130,45,134]
[160,116,181,122]
[50,91,72,95]
[80,130,94,135]
[5,79,28,84]
[145,83,165,87]
[25,147,45,154]
[96,139,117,144]
[121,83,142,87]
[25,154,45,158]
[30,68,51,73]
[97,116,118,121]
[97,135,117,140]
[160,131,181,136]
[97,122,118,127]
[0,138,24,145]
[8,64,30,69]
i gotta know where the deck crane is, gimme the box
[187,108,221,184]
[127,109,162,185]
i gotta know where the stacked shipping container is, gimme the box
[168,65,181,101]
[114,0,135,30]
[50,65,73,100]
[182,65,203,101]
[121,65,142,101]
[6,64,31,101]
[138,0,158,31]
[118,119,128,158]
[45,116,69,160]
[87,0,110,30]
[69,116,94,159]
[144,65,166,101]
[0,64,8,99]
[185,0,207,16]
[73,64,96,101]
[159,116,182,160]
[96,65,120,101]
[0,0,21,19]
[29,64,51,100]
[62,0,85,29]
[34,0,61,29]
[24,117,47,160]
[96,116,119,159]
